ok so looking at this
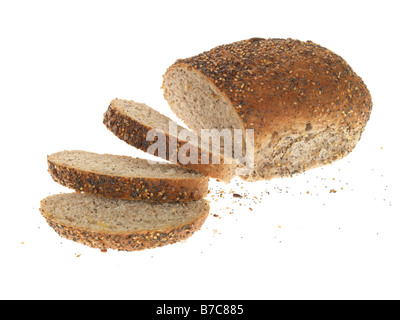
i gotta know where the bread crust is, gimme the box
[165,38,373,179]
[39,197,209,252]
[103,100,237,182]
[47,155,209,202]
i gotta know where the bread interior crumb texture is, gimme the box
[42,193,209,233]
[50,150,204,179]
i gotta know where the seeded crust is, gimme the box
[163,38,373,180]
[40,193,210,252]
[103,99,237,182]
[48,151,209,202]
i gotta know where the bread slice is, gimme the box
[103,98,237,183]
[40,193,209,251]
[48,150,208,202]
[163,38,373,181]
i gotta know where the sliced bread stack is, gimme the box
[41,95,238,251]
[42,91,240,252]
[40,93,239,251]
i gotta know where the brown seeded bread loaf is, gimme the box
[40,193,209,251]
[48,150,209,202]
[163,38,373,181]
[103,98,237,182]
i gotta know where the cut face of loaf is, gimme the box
[48,150,208,202]
[103,99,237,182]
[40,193,209,251]
[163,38,373,181]
[163,66,244,141]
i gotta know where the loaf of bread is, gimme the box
[40,38,373,253]
[103,98,237,182]
[163,38,373,181]
[48,150,209,202]
[40,193,209,251]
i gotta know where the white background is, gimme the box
[0,0,399,300]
